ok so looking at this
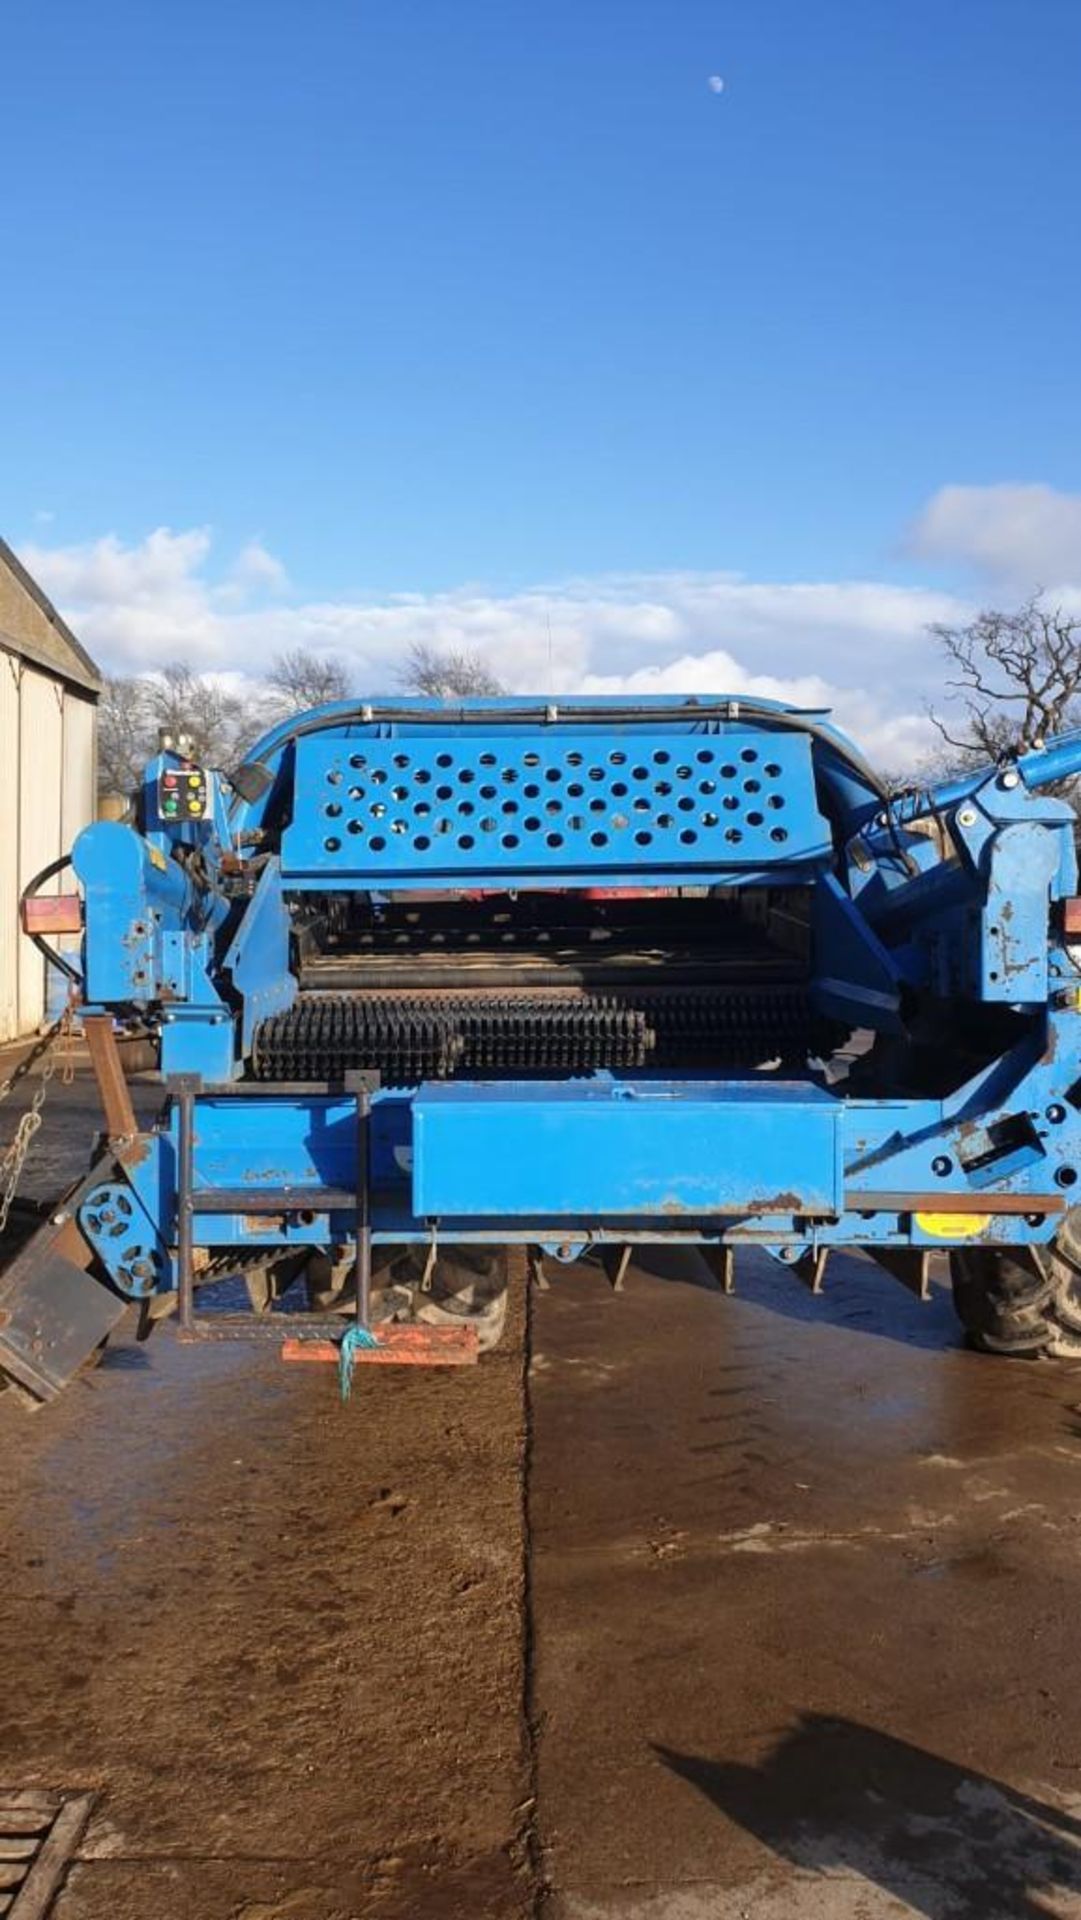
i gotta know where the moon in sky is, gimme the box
[707,75,725,93]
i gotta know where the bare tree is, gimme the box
[267,647,352,714]
[928,595,1081,771]
[400,640,503,698]
[143,662,246,768]
[96,675,154,798]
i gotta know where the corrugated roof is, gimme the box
[0,536,101,696]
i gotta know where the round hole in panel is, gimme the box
[502,767,517,784]
[741,748,758,764]
[393,753,410,769]
[371,768,387,785]
[720,763,737,779]
[591,831,608,847]
[370,801,387,818]
[696,749,714,765]
[545,798,562,814]
[567,814,584,830]
[678,795,695,812]
[567,781,584,798]
[348,785,364,801]
[635,830,653,846]
[676,765,692,780]
[611,813,628,830]
[763,762,781,779]
[524,816,541,832]
[547,832,564,848]
[723,795,739,812]
[566,750,583,767]
[770,827,789,843]
[436,784,453,801]
[502,799,519,815]
[656,812,673,829]
[680,829,698,845]
[327,769,342,786]
[744,779,761,794]
[391,819,408,835]
[502,833,519,849]
[324,836,341,852]
[391,785,409,802]
[414,768,431,785]
[370,836,386,852]
[653,749,670,765]
[769,793,785,809]
[415,834,431,851]
[459,767,475,785]
[435,818,451,835]
[479,751,497,766]
[611,781,628,798]
[725,828,742,845]
[349,754,366,770]
[480,783,497,800]
[633,795,650,812]
[747,811,764,827]
[326,802,342,817]
[347,819,364,835]
[589,797,606,813]
[523,751,540,768]
[701,811,719,828]
[588,766,605,782]
[435,752,453,768]
[523,783,541,799]
[609,750,627,766]
[459,835,475,850]
[546,767,561,783]
[480,816,497,832]
[414,800,431,817]
[458,800,475,817]
[632,765,649,781]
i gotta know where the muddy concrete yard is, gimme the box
[3,1053,1081,1917]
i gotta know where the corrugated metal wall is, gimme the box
[0,659,96,1043]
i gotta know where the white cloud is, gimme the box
[17,526,971,770]
[908,483,1081,590]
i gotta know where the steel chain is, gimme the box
[0,1005,75,1236]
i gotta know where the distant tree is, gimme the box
[400,640,503,698]
[97,674,154,797]
[143,662,246,768]
[267,647,352,714]
[928,595,1081,771]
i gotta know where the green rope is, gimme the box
[339,1322,380,1401]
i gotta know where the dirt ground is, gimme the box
[4,1049,1081,1918]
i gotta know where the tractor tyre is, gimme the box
[950,1224,1081,1357]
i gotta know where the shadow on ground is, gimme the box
[622,1243,963,1353]
[655,1713,1081,1919]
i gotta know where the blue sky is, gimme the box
[2,1,1081,761]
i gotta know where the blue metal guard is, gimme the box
[281,728,832,886]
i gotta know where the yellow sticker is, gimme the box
[915,1211,991,1239]
[146,844,168,871]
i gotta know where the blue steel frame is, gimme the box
[62,696,1081,1307]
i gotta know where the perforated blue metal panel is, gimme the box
[280,728,832,884]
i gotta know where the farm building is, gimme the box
[0,538,99,1041]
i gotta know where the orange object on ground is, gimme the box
[281,1324,478,1367]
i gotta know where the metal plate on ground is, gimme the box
[0,1791,94,1917]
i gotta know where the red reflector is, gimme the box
[21,895,83,935]
[1064,899,1081,935]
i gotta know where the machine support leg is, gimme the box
[173,1078,200,1335]
[354,1085,371,1333]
